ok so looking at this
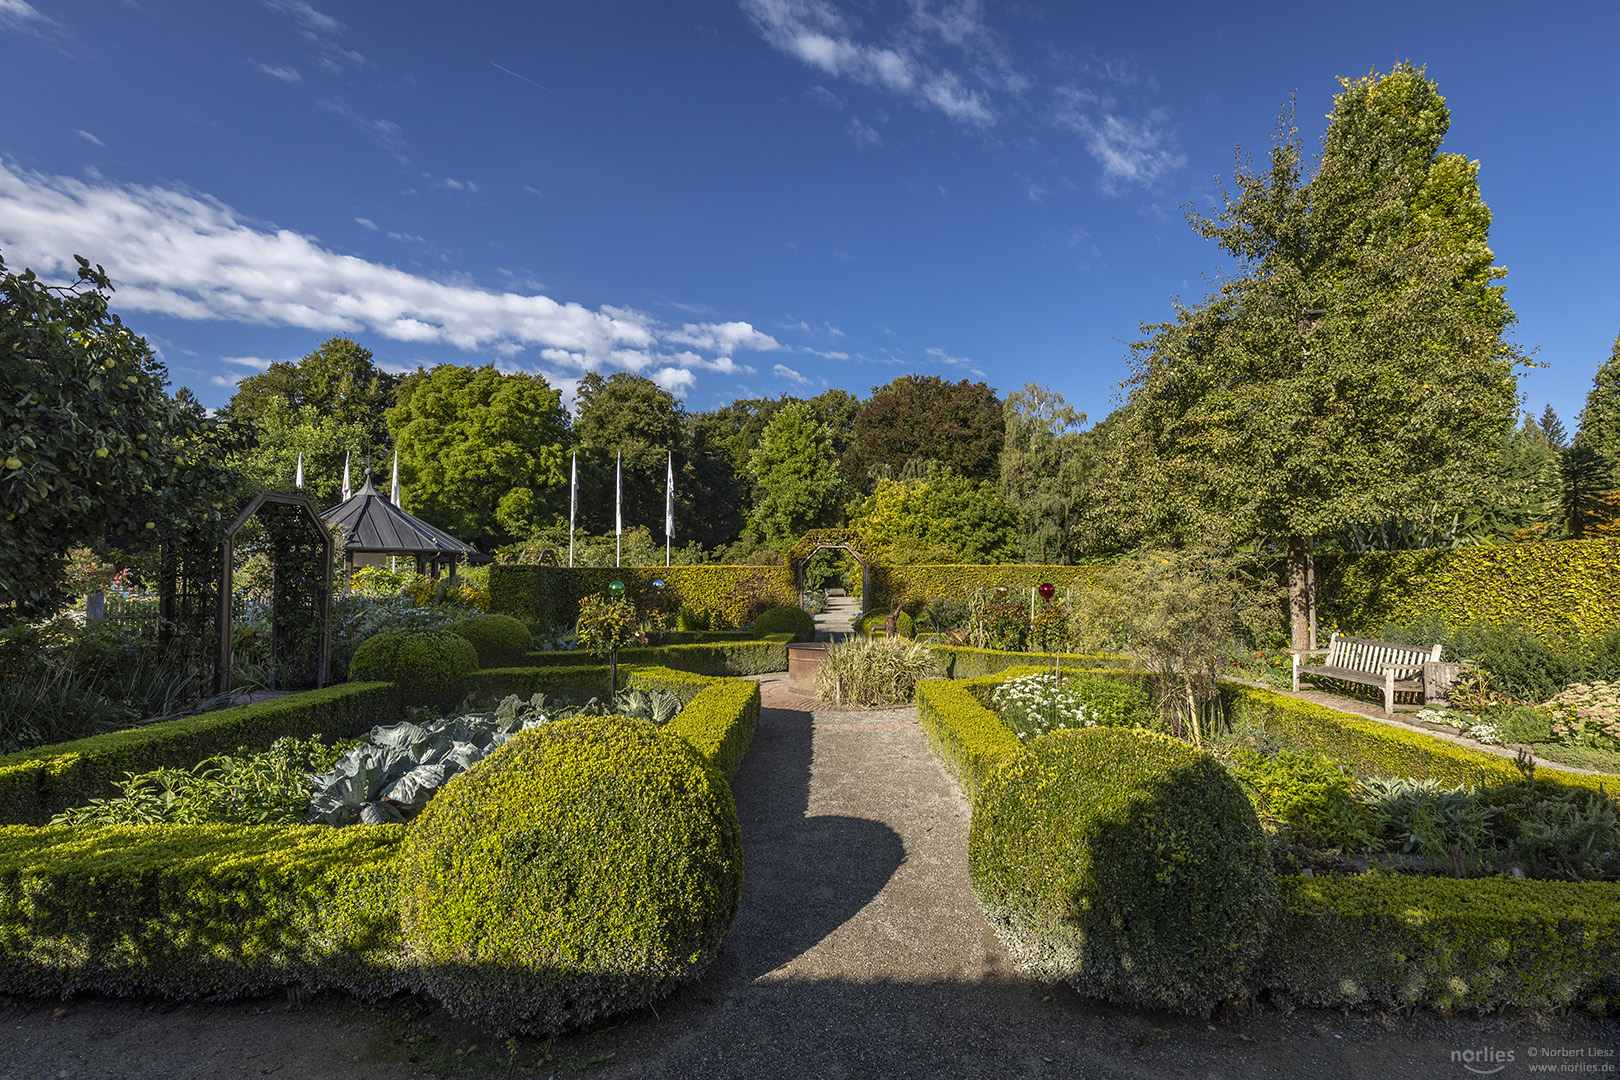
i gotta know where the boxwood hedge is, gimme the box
[400,716,744,1036]
[490,564,796,630]
[969,727,1278,1016]
[0,659,762,1031]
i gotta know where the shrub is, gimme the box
[0,823,409,1001]
[915,678,1027,799]
[1482,781,1620,882]
[348,630,479,708]
[449,614,533,667]
[816,636,941,707]
[399,716,744,1035]
[1226,749,1382,852]
[0,682,403,826]
[856,610,914,638]
[328,594,471,682]
[753,605,816,642]
[969,727,1277,1015]
[1261,874,1620,1012]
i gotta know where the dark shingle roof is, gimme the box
[319,476,480,557]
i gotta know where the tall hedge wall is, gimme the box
[489,565,796,629]
[868,564,1099,614]
[1318,539,1620,643]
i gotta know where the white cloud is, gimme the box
[354,217,377,230]
[258,63,303,83]
[72,129,105,148]
[742,0,998,128]
[0,0,53,31]
[221,356,282,370]
[1055,87,1183,189]
[209,373,242,388]
[801,347,849,360]
[265,0,343,35]
[0,160,788,390]
[773,363,810,385]
[651,367,698,396]
[665,321,784,355]
[848,116,881,146]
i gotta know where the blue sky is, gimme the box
[3,1,1617,431]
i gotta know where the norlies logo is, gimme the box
[1454,1047,1516,1075]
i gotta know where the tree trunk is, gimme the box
[1288,534,1313,652]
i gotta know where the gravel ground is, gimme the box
[0,672,1612,1079]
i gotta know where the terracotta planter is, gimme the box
[786,642,828,694]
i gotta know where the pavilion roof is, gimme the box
[319,476,480,557]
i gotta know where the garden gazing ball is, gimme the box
[609,580,626,598]
[1038,582,1055,601]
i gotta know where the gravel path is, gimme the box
[1,675,1611,1078]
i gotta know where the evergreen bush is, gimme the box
[449,614,533,667]
[969,727,1277,1015]
[399,716,744,1035]
[348,629,478,707]
[752,605,816,642]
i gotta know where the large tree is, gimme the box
[224,336,399,459]
[236,397,380,509]
[1575,334,1620,471]
[1000,383,1088,563]
[386,365,570,549]
[570,372,684,537]
[1,255,239,620]
[747,402,845,549]
[1117,65,1523,647]
[849,464,1021,564]
[843,375,1003,485]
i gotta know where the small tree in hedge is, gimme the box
[1073,548,1281,747]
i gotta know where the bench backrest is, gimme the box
[1325,634,1441,675]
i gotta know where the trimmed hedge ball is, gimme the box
[752,604,816,642]
[400,716,745,1036]
[449,613,533,667]
[968,727,1277,1015]
[347,629,478,707]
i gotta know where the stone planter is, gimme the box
[787,642,828,694]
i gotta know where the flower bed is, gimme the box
[923,663,1620,1014]
[0,659,761,1034]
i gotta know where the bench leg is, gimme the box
[1384,669,1394,716]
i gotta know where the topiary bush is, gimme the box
[449,614,533,668]
[348,630,478,708]
[399,716,744,1036]
[969,727,1277,1015]
[752,604,816,642]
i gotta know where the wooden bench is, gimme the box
[1292,633,1443,715]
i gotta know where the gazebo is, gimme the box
[320,475,481,579]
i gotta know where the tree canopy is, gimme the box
[1000,383,1088,563]
[224,336,399,459]
[848,464,1021,564]
[1109,64,1523,645]
[386,364,570,549]
[843,375,1003,484]
[747,402,845,550]
[1575,334,1620,472]
[1,255,239,620]
[570,372,684,536]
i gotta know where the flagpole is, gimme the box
[665,449,673,568]
[615,450,622,568]
[568,450,577,568]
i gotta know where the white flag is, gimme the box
[294,450,303,489]
[568,450,577,568]
[615,451,622,536]
[342,452,351,501]
[390,448,400,505]
[665,451,674,539]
